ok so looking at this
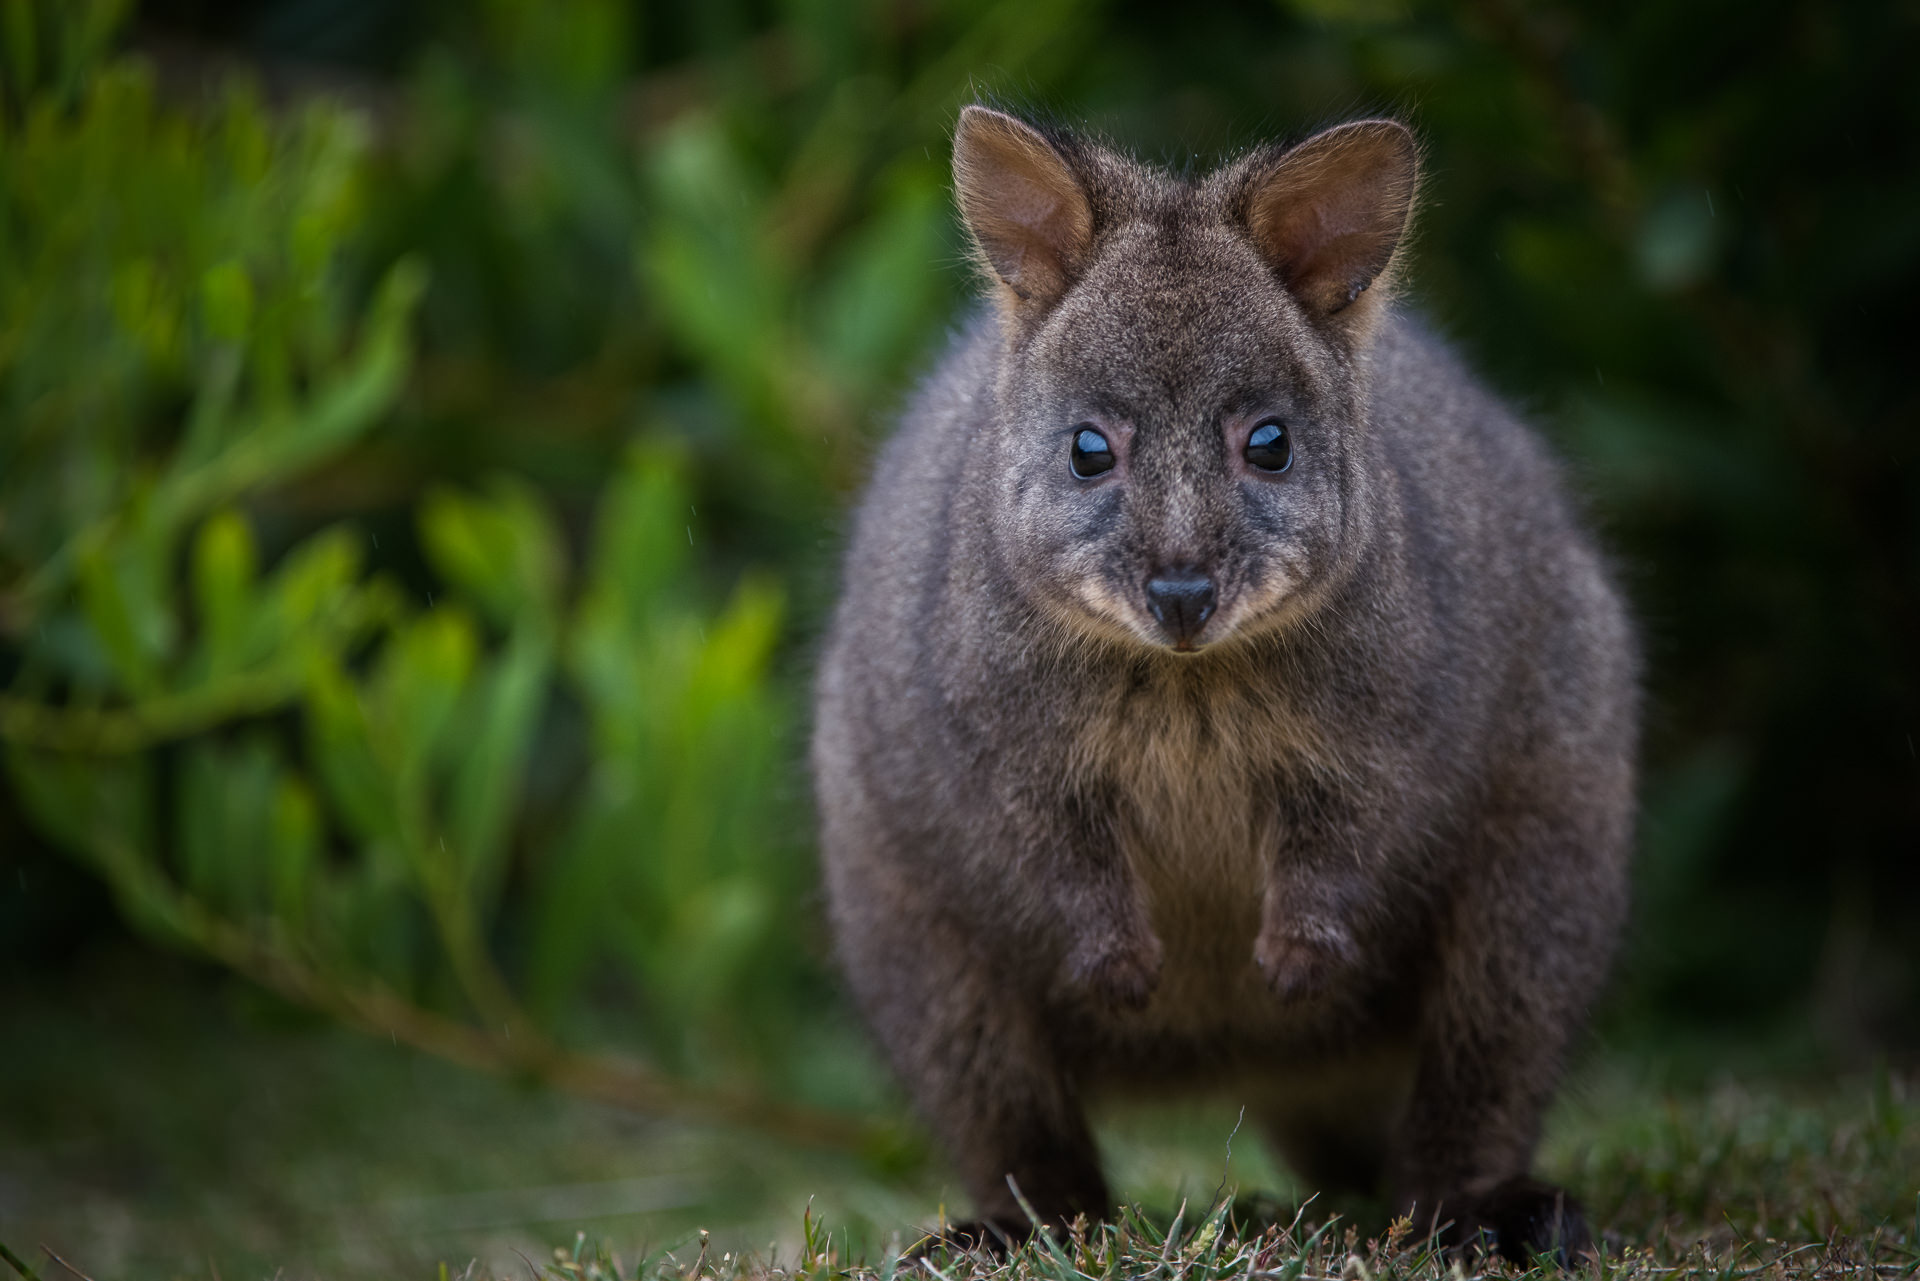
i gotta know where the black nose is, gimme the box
[1145,571,1216,648]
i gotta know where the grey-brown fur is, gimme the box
[812,106,1637,1263]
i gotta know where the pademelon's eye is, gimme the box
[1245,418,1292,473]
[1070,426,1116,478]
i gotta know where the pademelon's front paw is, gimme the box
[1253,918,1354,1001]
[1063,930,1164,1011]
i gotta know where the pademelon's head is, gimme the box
[953,105,1418,655]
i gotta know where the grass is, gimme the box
[1,952,1915,1279]
[529,1194,1920,1281]
[513,1065,1920,1281]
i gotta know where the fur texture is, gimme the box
[812,106,1637,1263]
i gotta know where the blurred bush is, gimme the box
[0,0,835,1109]
[1,0,1915,1114]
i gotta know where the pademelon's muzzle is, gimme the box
[1144,570,1216,650]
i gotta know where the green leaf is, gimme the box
[177,738,283,917]
[264,526,364,641]
[370,607,478,778]
[304,655,402,845]
[153,257,425,532]
[199,260,254,343]
[191,509,259,677]
[815,171,950,389]
[419,479,564,628]
[110,257,181,363]
[76,541,165,696]
[445,623,552,913]
[694,574,784,707]
[580,445,693,637]
[269,773,321,927]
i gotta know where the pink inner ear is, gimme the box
[1004,179,1071,231]
[1296,231,1385,304]
[1318,184,1388,243]
[988,181,1076,293]
[1262,184,1401,307]
[1247,124,1416,316]
[955,109,1093,306]
[969,166,1089,291]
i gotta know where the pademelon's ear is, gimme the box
[1241,119,1418,328]
[953,105,1094,312]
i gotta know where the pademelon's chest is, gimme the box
[1075,677,1320,970]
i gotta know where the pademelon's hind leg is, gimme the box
[1387,791,1628,1266]
[829,853,1108,1241]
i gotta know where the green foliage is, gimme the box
[538,450,795,1054]
[0,3,820,1097]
